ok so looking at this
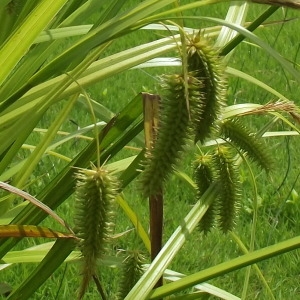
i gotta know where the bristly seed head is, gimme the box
[74,166,119,299]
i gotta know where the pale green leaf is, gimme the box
[125,182,221,299]
[0,0,68,86]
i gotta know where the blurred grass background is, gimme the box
[1,1,300,299]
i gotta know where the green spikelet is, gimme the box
[194,154,216,233]
[74,166,118,300]
[187,32,227,143]
[213,146,241,233]
[220,118,273,172]
[140,74,202,196]
[117,250,145,299]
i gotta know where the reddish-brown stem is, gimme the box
[142,92,163,290]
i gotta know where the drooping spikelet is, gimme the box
[74,166,119,300]
[186,32,227,143]
[194,154,216,233]
[140,74,203,197]
[220,118,273,172]
[117,250,145,299]
[213,146,241,233]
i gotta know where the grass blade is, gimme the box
[0,181,73,234]
[148,236,300,299]
[125,182,221,300]
[0,225,75,239]
[0,0,68,86]
[7,239,76,300]
[0,94,143,259]
[116,194,150,253]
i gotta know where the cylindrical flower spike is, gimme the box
[74,166,119,299]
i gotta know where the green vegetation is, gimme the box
[0,1,300,299]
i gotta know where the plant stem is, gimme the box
[142,92,163,289]
[93,275,107,300]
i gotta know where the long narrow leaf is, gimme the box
[0,181,73,234]
[116,194,151,253]
[12,94,78,189]
[0,225,75,239]
[0,94,143,258]
[7,239,76,300]
[199,16,300,81]
[0,0,68,86]
[148,236,300,299]
[163,269,240,300]
[3,0,176,103]
[0,35,176,124]
[125,182,221,299]
[0,1,104,98]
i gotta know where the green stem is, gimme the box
[220,5,279,56]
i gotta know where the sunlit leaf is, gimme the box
[0,225,75,239]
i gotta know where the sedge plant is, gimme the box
[0,1,299,299]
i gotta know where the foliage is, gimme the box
[0,0,300,299]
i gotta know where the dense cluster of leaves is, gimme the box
[0,1,300,299]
